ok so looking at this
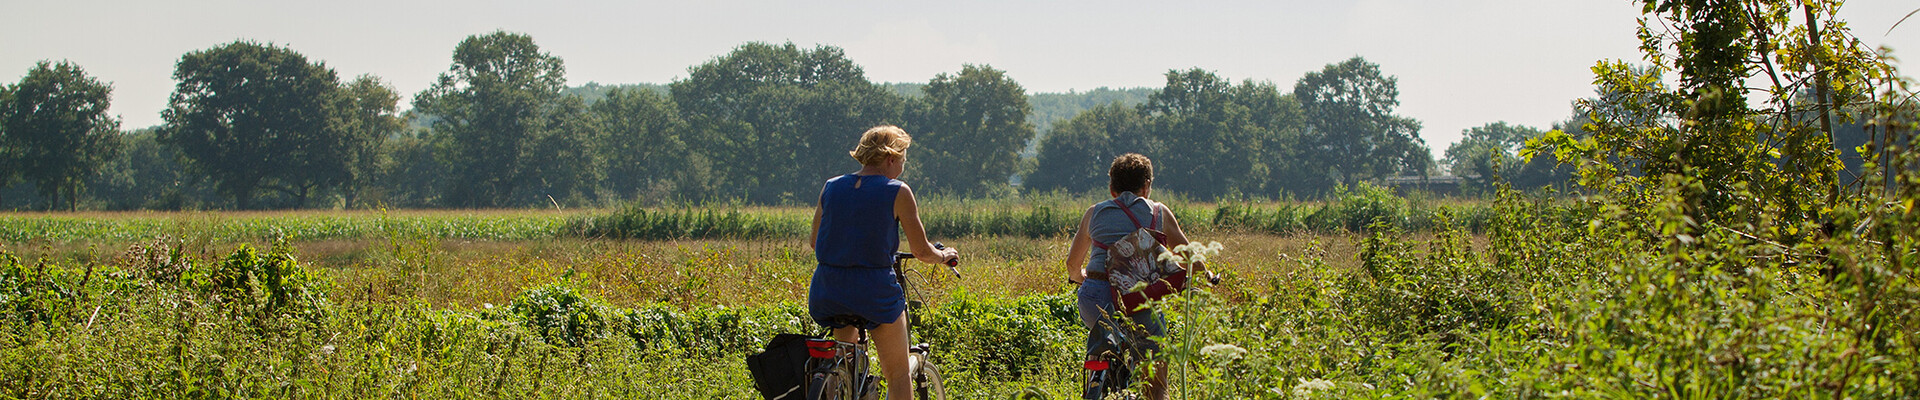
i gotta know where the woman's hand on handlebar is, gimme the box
[1192,261,1221,285]
[932,247,959,267]
[920,242,958,267]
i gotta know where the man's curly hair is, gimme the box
[1109,153,1152,194]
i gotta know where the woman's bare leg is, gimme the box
[832,326,858,343]
[870,311,913,400]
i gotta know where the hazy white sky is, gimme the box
[3,0,1916,157]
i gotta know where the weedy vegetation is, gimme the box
[6,4,1920,393]
[3,173,1917,399]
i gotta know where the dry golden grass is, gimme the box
[290,231,1370,310]
[3,206,1435,312]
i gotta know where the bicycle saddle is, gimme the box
[822,315,875,329]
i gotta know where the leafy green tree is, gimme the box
[0,88,9,200]
[1027,87,1157,138]
[592,87,695,202]
[85,128,218,210]
[1443,121,1577,194]
[1512,118,1581,191]
[365,127,443,208]
[524,96,607,206]
[565,82,670,104]
[1143,69,1300,199]
[1144,69,1244,198]
[0,61,121,210]
[1293,57,1430,193]
[671,42,868,122]
[1529,1,1903,236]
[912,64,1035,196]
[670,42,905,204]
[332,76,405,207]
[413,31,580,207]
[159,41,397,209]
[0,87,9,207]
[1025,70,1303,200]
[1234,79,1308,198]
[1025,103,1153,195]
[1444,122,1538,185]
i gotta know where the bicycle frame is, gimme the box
[1079,271,1216,399]
[1082,311,1146,400]
[804,245,958,400]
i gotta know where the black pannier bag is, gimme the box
[746,333,815,399]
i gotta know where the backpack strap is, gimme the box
[1112,196,1162,230]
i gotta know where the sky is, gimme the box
[3,0,1917,159]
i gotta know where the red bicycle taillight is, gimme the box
[1084,360,1110,371]
[806,340,838,358]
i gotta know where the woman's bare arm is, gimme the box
[895,184,956,264]
[809,204,823,250]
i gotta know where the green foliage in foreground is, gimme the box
[5,181,1917,398]
[0,240,1079,398]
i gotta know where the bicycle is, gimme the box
[804,244,959,400]
[1081,308,1150,400]
[1078,271,1218,400]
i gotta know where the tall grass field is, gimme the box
[3,187,1916,399]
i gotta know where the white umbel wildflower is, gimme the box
[1293,378,1336,396]
[1199,343,1247,360]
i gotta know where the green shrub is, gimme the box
[506,280,612,347]
[197,237,328,322]
[917,290,1078,380]
[565,207,809,240]
[1309,182,1410,233]
[1347,213,1519,347]
[921,205,1074,238]
[618,303,811,357]
[0,252,85,327]
[1211,202,1311,233]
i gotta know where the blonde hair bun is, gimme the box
[850,125,912,166]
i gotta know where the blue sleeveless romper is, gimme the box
[808,174,906,329]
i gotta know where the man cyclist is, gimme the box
[1063,153,1201,400]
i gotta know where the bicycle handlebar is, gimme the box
[895,242,961,279]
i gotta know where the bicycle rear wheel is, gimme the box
[909,352,948,400]
[1082,368,1107,400]
[1083,353,1137,400]
[808,370,847,400]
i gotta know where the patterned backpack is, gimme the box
[1092,199,1190,315]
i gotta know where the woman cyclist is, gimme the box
[808,125,958,400]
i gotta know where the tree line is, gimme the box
[5,30,1616,210]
